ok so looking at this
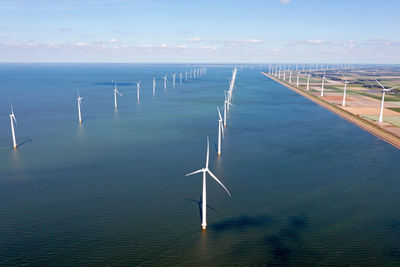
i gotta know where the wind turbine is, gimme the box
[289,70,292,83]
[306,73,310,91]
[172,73,176,88]
[296,71,300,86]
[153,77,156,96]
[342,74,349,107]
[180,72,183,83]
[9,104,17,149]
[163,74,168,91]
[321,73,328,97]
[77,89,83,124]
[136,81,141,102]
[186,137,231,230]
[113,80,122,110]
[217,107,224,157]
[376,80,400,123]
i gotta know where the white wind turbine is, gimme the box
[342,74,349,107]
[77,89,83,124]
[153,77,156,96]
[136,81,141,102]
[289,70,292,83]
[9,104,17,149]
[376,80,400,123]
[186,137,231,230]
[113,80,122,110]
[320,73,328,97]
[172,73,176,88]
[306,73,311,91]
[296,71,300,86]
[217,107,224,157]
[163,74,168,91]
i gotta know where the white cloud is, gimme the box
[187,37,201,43]
[110,38,117,43]
[235,39,263,44]
[280,0,291,4]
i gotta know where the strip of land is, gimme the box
[263,72,400,149]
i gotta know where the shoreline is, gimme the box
[262,72,400,150]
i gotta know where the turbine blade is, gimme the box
[206,137,209,169]
[217,106,222,121]
[186,169,203,176]
[207,170,231,197]
[375,79,386,89]
[220,121,224,137]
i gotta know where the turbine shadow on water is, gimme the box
[186,196,220,222]
[17,137,32,148]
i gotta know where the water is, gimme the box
[0,64,399,265]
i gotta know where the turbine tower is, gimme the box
[77,90,83,124]
[172,73,176,88]
[153,77,156,96]
[342,74,349,107]
[113,80,122,110]
[307,73,311,91]
[136,81,141,102]
[163,74,168,91]
[321,73,327,97]
[217,107,224,157]
[9,104,17,149]
[186,137,231,230]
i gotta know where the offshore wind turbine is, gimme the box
[153,77,156,96]
[136,81,141,102]
[217,107,224,157]
[376,80,400,123]
[77,90,83,124]
[172,73,176,88]
[9,104,17,149]
[186,137,231,230]
[163,74,168,91]
[113,80,122,110]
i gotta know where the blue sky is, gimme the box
[0,0,399,63]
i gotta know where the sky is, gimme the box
[0,0,399,63]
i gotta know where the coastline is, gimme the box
[262,72,400,150]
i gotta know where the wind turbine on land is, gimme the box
[113,80,122,110]
[77,90,83,124]
[186,137,231,230]
[320,73,328,97]
[153,77,156,96]
[376,80,400,123]
[296,71,300,86]
[342,74,349,107]
[136,81,141,102]
[217,107,224,157]
[306,73,310,91]
[289,69,292,83]
[9,104,17,149]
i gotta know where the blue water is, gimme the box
[0,64,400,265]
